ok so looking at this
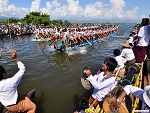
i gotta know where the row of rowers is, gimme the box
[34,24,119,40]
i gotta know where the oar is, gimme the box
[42,40,54,52]
[82,37,93,46]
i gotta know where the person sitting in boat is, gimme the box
[113,49,126,78]
[110,85,150,111]
[84,57,118,107]
[113,49,126,71]
[0,49,36,113]
[119,40,141,86]
[119,40,135,68]
[127,32,136,47]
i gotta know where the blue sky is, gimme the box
[0,0,150,23]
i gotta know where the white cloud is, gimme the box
[83,1,105,19]
[30,0,41,12]
[0,0,28,18]
[0,0,140,22]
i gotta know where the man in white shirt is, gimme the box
[133,18,150,62]
[0,49,36,113]
[84,57,117,106]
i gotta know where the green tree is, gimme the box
[23,12,50,25]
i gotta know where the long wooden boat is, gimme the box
[54,32,117,52]
[78,62,144,113]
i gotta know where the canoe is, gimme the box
[32,37,50,42]
[1,89,36,113]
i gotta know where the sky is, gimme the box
[0,0,150,23]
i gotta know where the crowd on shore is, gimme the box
[0,23,118,37]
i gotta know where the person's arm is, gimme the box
[85,70,115,90]
[136,27,143,47]
[11,49,19,62]
[121,56,127,64]
[109,85,144,109]
[7,49,26,87]
[135,36,142,47]
[120,49,125,58]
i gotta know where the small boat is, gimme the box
[1,89,36,113]
[32,35,50,42]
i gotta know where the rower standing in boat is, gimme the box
[0,49,36,113]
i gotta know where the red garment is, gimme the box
[133,46,146,62]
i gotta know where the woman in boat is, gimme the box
[84,57,117,107]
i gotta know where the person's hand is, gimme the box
[85,70,91,77]
[11,49,17,59]
[135,43,138,47]
[109,99,121,110]
[0,50,2,58]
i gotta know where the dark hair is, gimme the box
[0,66,6,81]
[113,49,120,57]
[141,18,149,26]
[104,57,117,72]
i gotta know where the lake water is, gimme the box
[0,23,135,113]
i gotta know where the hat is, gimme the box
[119,40,131,48]
[143,86,150,107]
[81,66,92,90]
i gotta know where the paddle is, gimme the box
[82,36,93,46]
[42,39,54,52]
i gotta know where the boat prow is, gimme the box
[1,89,36,113]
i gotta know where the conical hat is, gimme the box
[119,40,131,48]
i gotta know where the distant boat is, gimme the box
[32,35,50,42]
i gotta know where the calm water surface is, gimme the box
[0,23,135,113]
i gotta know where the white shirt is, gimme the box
[0,61,25,106]
[128,36,134,44]
[114,56,126,70]
[124,85,150,111]
[120,48,135,61]
[138,25,150,46]
[87,72,116,101]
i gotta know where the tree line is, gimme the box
[0,12,72,27]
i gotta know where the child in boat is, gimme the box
[84,57,117,107]
[113,49,126,72]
